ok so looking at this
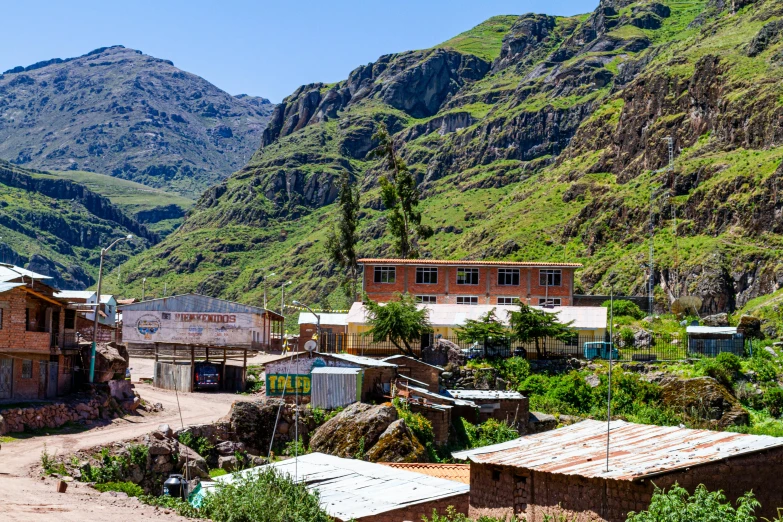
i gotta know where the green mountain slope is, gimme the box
[0,159,155,289]
[0,46,273,198]
[42,170,194,236]
[117,0,783,321]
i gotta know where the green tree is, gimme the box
[456,308,509,343]
[626,483,760,522]
[325,172,361,301]
[364,293,432,358]
[369,122,433,259]
[508,303,574,359]
[602,299,645,320]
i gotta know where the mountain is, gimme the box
[0,46,273,198]
[0,159,155,289]
[118,0,783,332]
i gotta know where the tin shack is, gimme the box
[120,294,284,392]
[686,326,744,356]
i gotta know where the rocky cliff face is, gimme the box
[0,159,152,289]
[121,1,783,313]
[0,46,273,197]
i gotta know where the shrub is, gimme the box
[619,327,635,347]
[128,444,148,466]
[179,432,215,458]
[626,483,759,522]
[716,352,742,374]
[461,418,519,449]
[94,481,144,497]
[424,505,519,521]
[697,354,740,388]
[393,397,435,447]
[749,352,778,383]
[518,374,552,396]
[547,373,593,413]
[602,300,645,320]
[139,494,199,518]
[283,437,308,457]
[764,387,783,417]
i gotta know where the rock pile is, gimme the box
[660,376,749,428]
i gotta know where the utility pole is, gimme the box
[142,277,147,301]
[280,280,292,316]
[263,272,276,309]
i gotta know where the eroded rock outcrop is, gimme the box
[660,377,749,428]
[309,402,398,458]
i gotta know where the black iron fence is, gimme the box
[318,333,748,362]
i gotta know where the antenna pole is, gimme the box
[649,185,655,317]
[606,284,614,473]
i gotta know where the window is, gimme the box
[456,267,479,285]
[540,269,562,287]
[22,359,32,379]
[498,297,520,305]
[416,295,437,304]
[64,309,76,329]
[456,296,479,305]
[415,267,438,284]
[539,298,562,307]
[374,266,396,284]
[498,268,520,286]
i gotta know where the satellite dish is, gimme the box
[304,340,318,352]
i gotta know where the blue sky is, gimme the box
[1,1,598,102]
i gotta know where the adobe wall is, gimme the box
[395,358,441,392]
[473,397,529,428]
[351,492,469,522]
[362,367,397,400]
[469,447,783,521]
[409,402,451,446]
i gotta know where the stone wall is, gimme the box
[0,391,112,434]
[468,447,783,521]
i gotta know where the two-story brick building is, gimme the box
[0,265,77,401]
[358,259,581,306]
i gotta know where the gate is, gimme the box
[0,358,12,399]
[48,361,59,398]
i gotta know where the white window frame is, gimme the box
[539,298,562,307]
[415,267,438,285]
[498,268,520,286]
[456,267,479,285]
[539,269,562,287]
[497,297,520,305]
[456,296,479,305]
[415,295,437,304]
[374,266,396,284]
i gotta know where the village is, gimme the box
[1,254,781,522]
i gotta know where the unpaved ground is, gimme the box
[0,383,239,521]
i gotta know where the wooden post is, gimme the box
[206,347,209,362]
[222,348,227,391]
[190,345,195,392]
[243,348,248,391]
[154,343,159,362]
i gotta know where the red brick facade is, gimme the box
[468,447,783,521]
[360,260,578,306]
[386,355,442,392]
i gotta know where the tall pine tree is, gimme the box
[326,173,361,301]
[369,122,432,259]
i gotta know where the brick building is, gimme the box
[383,354,443,392]
[0,265,78,400]
[454,420,783,522]
[297,311,348,352]
[359,258,581,306]
[444,389,529,429]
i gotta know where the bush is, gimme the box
[619,327,635,347]
[518,374,552,396]
[283,437,308,457]
[626,483,759,522]
[179,432,215,458]
[494,357,531,388]
[128,444,148,466]
[697,353,741,388]
[547,373,593,413]
[602,300,645,320]
[716,352,742,373]
[461,418,519,449]
[749,351,778,383]
[764,387,783,417]
[423,505,519,522]
[94,481,144,497]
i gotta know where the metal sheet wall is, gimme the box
[311,370,362,410]
[154,361,192,392]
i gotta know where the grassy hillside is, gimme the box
[115,0,783,325]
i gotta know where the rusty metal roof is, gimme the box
[380,463,471,484]
[452,420,783,481]
[358,258,582,268]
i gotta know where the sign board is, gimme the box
[122,310,264,346]
[266,374,311,396]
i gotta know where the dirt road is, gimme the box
[0,383,239,521]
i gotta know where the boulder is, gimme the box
[218,455,240,472]
[79,343,129,383]
[422,338,463,367]
[227,400,287,451]
[0,414,6,436]
[148,439,175,456]
[660,377,749,428]
[176,445,210,479]
[309,402,398,458]
[527,412,558,434]
[215,441,246,456]
[633,329,653,349]
[737,315,763,339]
[764,346,779,359]
[702,313,729,327]
[158,424,173,438]
[364,420,426,463]
[584,374,601,388]
[108,380,134,400]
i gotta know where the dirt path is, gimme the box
[0,383,239,521]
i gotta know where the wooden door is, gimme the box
[0,358,12,399]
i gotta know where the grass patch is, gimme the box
[436,15,520,62]
[93,481,144,497]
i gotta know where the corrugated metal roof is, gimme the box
[452,420,783,481]
[55,290,96,300]
[312,366,362,374]
[383,355,444,370]
[687,326,738,335]
[445,390,525,400]
[347,303,606,330]
[0,264,51,282]
[298,312,348,326]
[358,258,582,268]
[214,452,469,519]
[0,282,23,295]
[379,463,471,484]
[118,293,282,318]
[329,353,397,368]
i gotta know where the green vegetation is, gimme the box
[509,304,575,359]
[93,481,145,497]
[178,432,215,459]
[424,505,520,522]
[603,300,646,320]
[209,468,228,478]
[457,308,509,343]
[627,484,763,522]
[461,418,520,449]
[436,15,520,61]
[325,172,361,300]
[364,293,433,357]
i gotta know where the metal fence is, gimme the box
[318,333,748,362]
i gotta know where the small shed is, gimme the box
[687,326,744,356]
[311,366,362,410]
[383,354,443,392]
[298,312,348,352]
[444,389,528,428]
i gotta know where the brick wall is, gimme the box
[298,322,346,350]
[350,493,469,522]
[362,263,575,305]
[0,287,65,353]
[469,447,783,521]
[362,367,397,401]
[472,397,529,428]
[7,354,50,400]
[410,402,451,446]
[394,358,441,392]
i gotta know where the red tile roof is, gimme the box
[379,463,470,484]
[357,258,582,268]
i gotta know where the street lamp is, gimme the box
[263,272,276,309]
[280,280,292,315]
[142,277,147,301]
[293,300,320,352]
[91,234,133,383]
